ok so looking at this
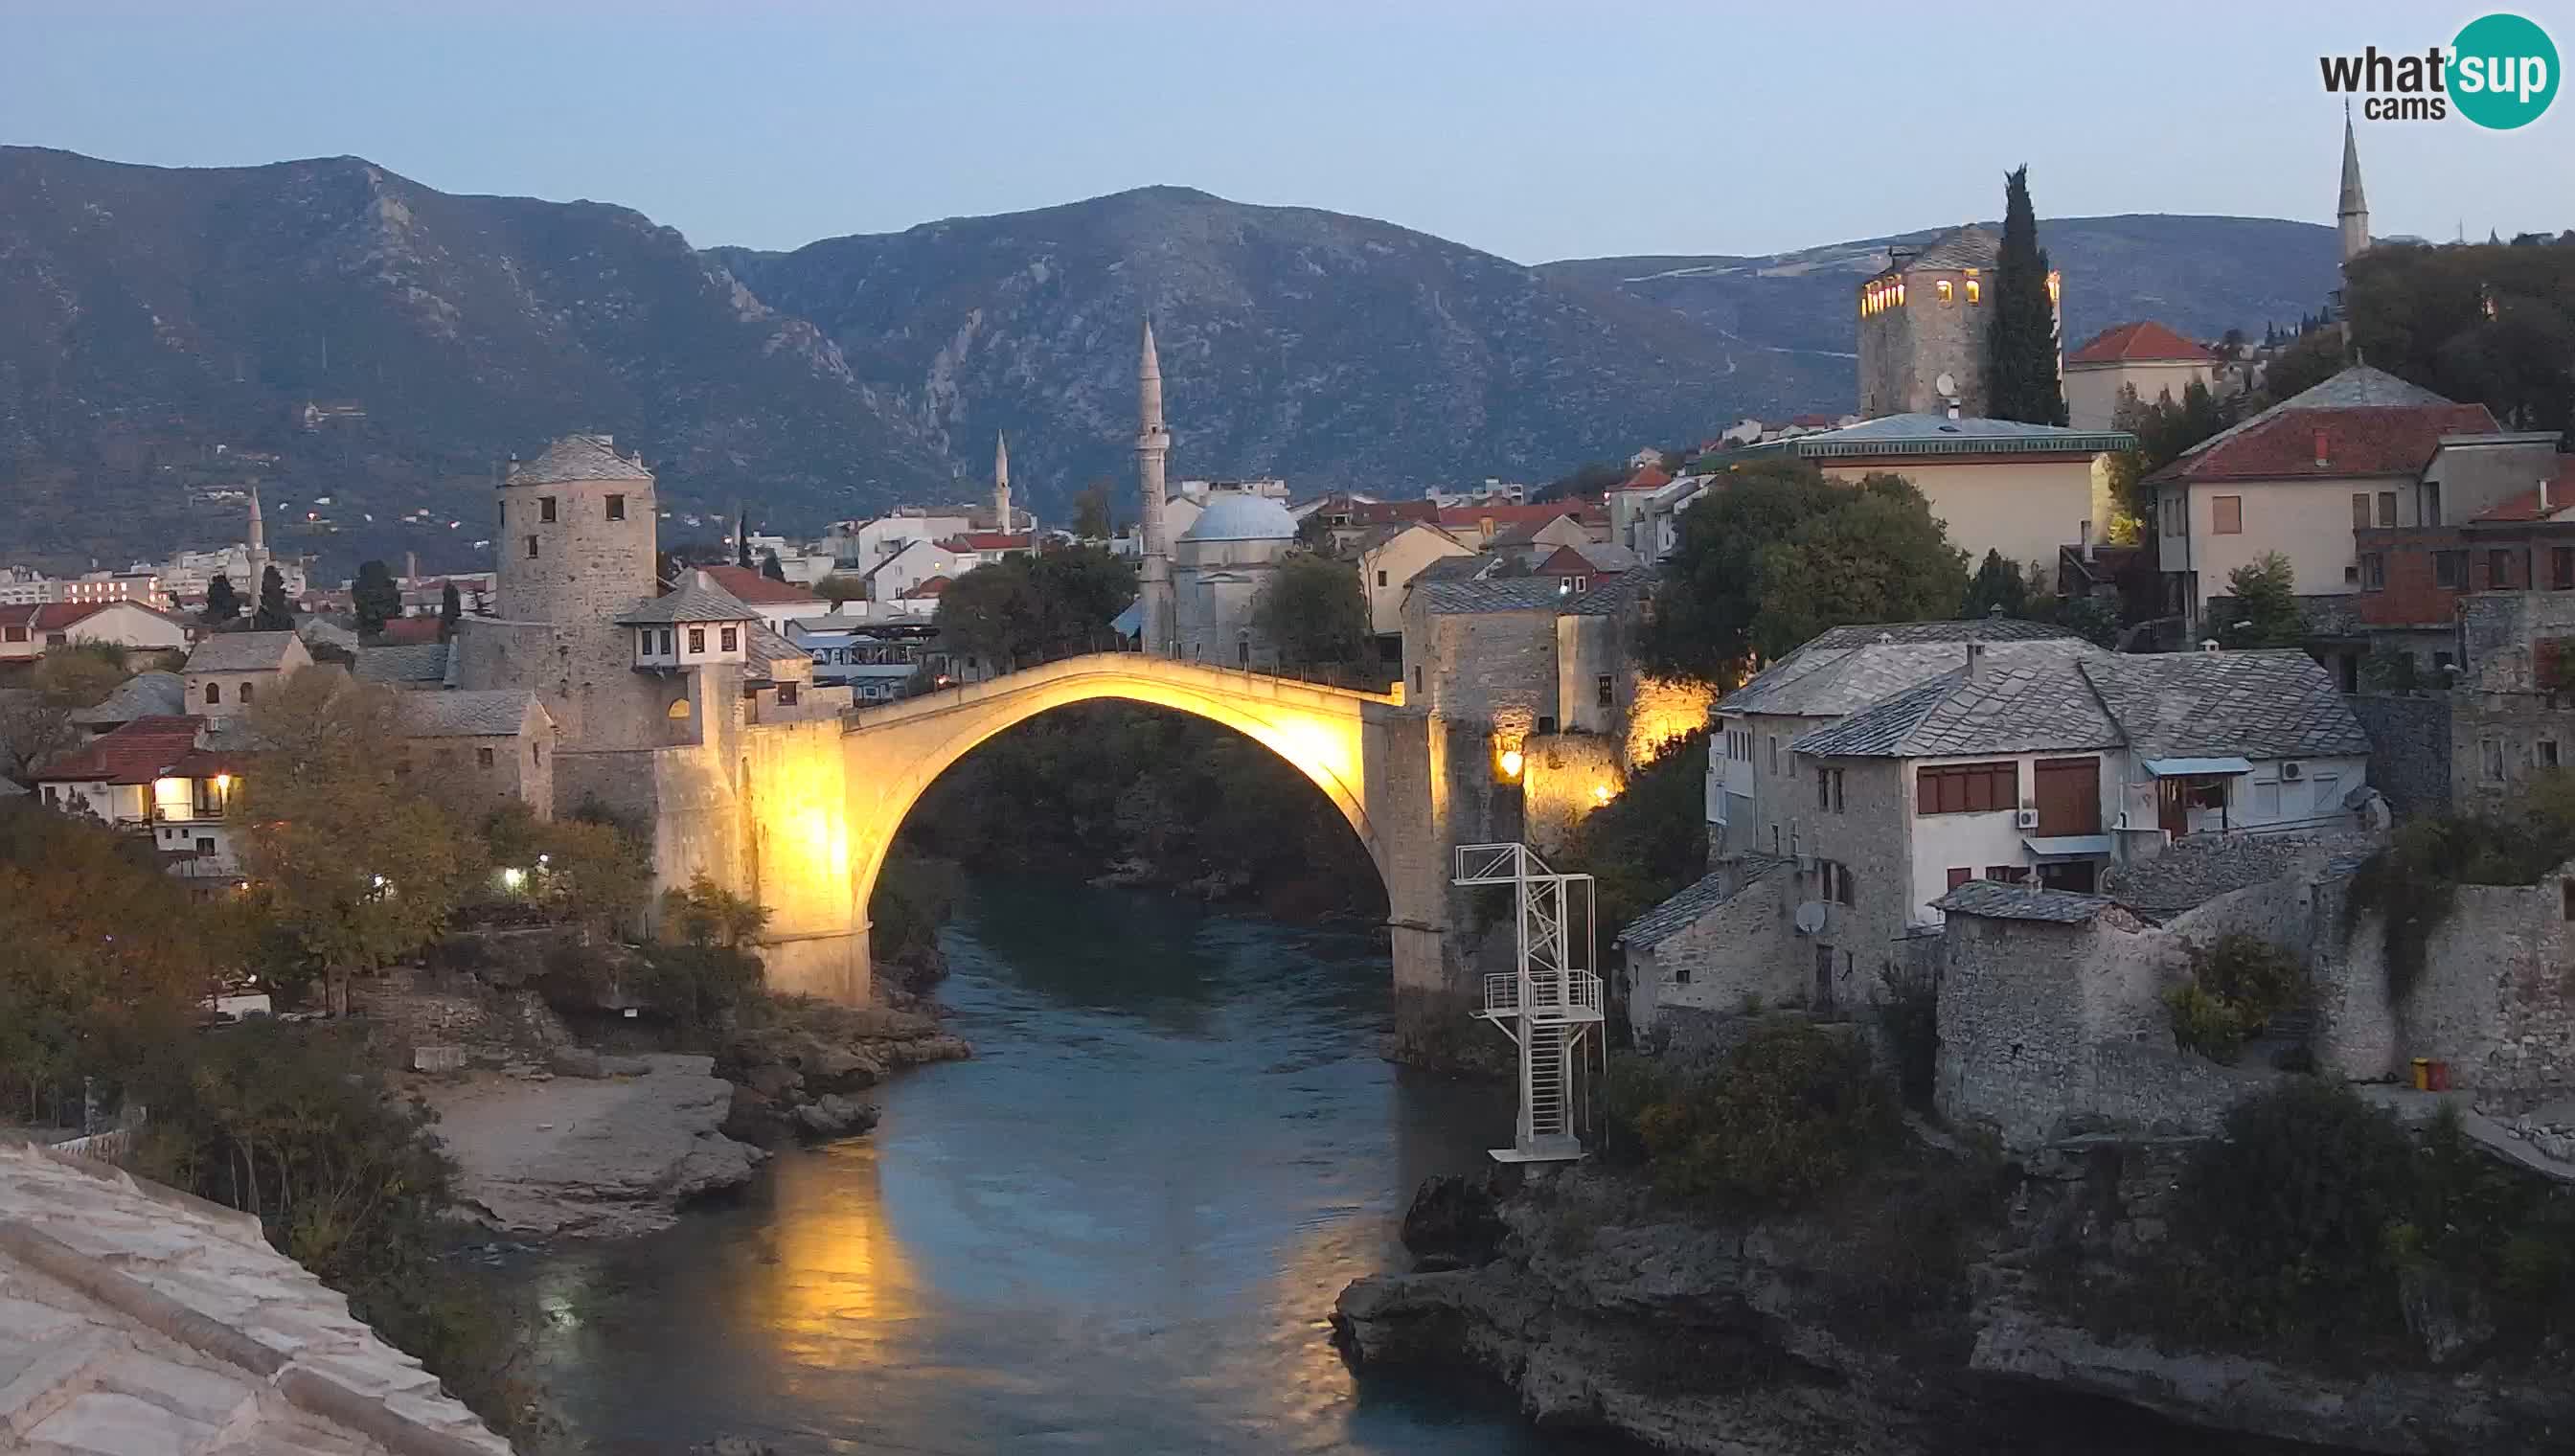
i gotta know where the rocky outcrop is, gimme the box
[711,998,969,1148]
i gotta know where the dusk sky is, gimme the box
[7,1,2569,262]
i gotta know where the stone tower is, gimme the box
[494,433,658,627]
[2337,107,2371,265]
[992,432,1012,534]
[1135,317,1175,655]
[1852,226,2041,420]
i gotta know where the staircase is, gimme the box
[1456,842,1603,1163]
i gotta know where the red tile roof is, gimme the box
[1617,464,1674,491]
[2066,321,2217,367]
[25,603,108,632]
[34,716,206,785]
[2470,456,2575,522]
[374,615,445,644]
[1348,500,1440,526]
[2151,403,2498,484]
[1436,503,1604,531]
[899,576,952,600]
[1535,545,1599,577]
[702,564,826,605]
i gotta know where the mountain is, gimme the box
[1543,215,2345,378]
[0,147,2349,573]
[708,185,1750,512]
[0,146,946,572]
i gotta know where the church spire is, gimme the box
[992,431,1012,534]
[2337,104,2371,264]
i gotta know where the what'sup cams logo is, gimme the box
[2320,12,2559,127]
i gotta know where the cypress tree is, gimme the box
[202,573,240,626]
[353,558,401,636]
[253,564,295,631]
[438,581,463,642]
[1987,165,2067,425]
[761,550,787,582]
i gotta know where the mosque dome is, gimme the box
[1177,491,1296,543]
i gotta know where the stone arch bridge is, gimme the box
[741,653,1502,1037]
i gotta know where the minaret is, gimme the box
[992,432,1013,535]
[1135,317,1175,655]
[245,484,268,598]
[2337,104,2371,265]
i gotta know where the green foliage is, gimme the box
[870,850,962,975]
[2163,981,2254,1063]
[2037,591,2122,648]
[33,641,131,710]
[353,558,401,636]
[813,572,867,605]
[2215,552,2305,648]
[1554,731,1708,946]
[438,580,462,641]
[2108,377,2232,527]
[1071,481,1115,540]
[1987,165,2067,426]
[2165,932,2303,1064]
[252,563,295,631]
[660,870,769,947]
[202,572,240,625]
[643,873,769,1034]
[934,545,1136,669]
[2346,239,2575,434]
[1533,460,1623,504]
[2363,648,2424,694]
[761,549,787,581]
[2262,329,2347,405]
[1644,461,1969,685]
[1875,964,1940,1109]
[1626,1021,1902,1213]
[2348,775,2575,1001]
[1293,511,1337,555]
[476,804,652,934]
[1959,549,2030,620]
[1251,550,1374,681]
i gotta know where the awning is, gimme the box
[2141,756,2254,778]
[2022,834,2113,860]
[1110,602,1144,638]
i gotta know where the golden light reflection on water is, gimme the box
[749,1143,922,1372]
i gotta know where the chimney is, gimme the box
[2542,475,2553,513]
[2079,519,2094,562]
[2313,429,2330,468]
[404,550,418,584]
[1966,642,1986,679]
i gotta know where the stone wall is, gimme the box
[2449,689,2575,820]
[1518,730,1623,853]
[2351,693,2451,816]
[1629,872,1795,1035]
[1403,605,1559,746]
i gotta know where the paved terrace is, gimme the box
[0,1138,512,1455]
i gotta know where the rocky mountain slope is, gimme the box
[0,147,2344,572]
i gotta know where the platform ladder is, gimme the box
[1454,842,1605,1164]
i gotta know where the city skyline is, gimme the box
[5,1,2568,265]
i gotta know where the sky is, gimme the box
[4,1,2570,263]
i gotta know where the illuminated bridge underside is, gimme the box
[757,653,1483,1012]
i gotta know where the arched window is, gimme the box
[239,682,255,703]
[205,682,221,705]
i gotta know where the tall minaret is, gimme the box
[245,484,269,597]
[2337,104,2371,265]
[1135,317,1175,655]
[992,432,1013,534]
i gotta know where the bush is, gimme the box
[1629,1021,1901,1213]
[2164,933,2303,1064]
[1874,964,1940,1108]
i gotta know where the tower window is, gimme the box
[777,682,799,708]
[539,496,558,523]
[659,628,673,655]
[1596,673,1614,708]
[1937,280,1954,305]
[477,746,494,768]
[689,627,706,653]
[525,535,538,558]
[1966,279,1982,305]
[640,629,654,656]
[239,682,254,703]
[205,682,221,705]
[606,493,626,522]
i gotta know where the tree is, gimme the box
[1534,460,1624,504]
[2218,552,2305,648]
[814,573,867,606]
[437,581,462,642]
[2346,239,2575,434]
[1987,165,2068,425]
[34,642,131,710]
[1072,482,1115,540]
[1251,553,1372,680]
[1960,549,2031,620]
[760,550,786,582]
[237,674,471,1016]
[479,804,651,937]
[252,564,294,631]
[203,573,240,626]
[934,547,1135,670]
[1642,461,1970,683]
[1293,511,1338,557]
[734,508,752,568]
[352,559,401,637]
[2262,328,2347,404]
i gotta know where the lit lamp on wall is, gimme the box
[1498,748,1525,780]
[1592,784,1613,805]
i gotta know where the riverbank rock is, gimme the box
[794,1093,881,1140]
[422,1053,765,1240]
[1401,1171,1512,1270]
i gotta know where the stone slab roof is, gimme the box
[1416,569,1638,617]
[1619,857,1787,948]
[0,1137,510,1455]
[1898,225,1999,272]
[2106,831,2379,919]
[1932,880,2111,923]
[744,623,803,672]
[505,432,649,486]
[1792,643,2119,758]
[2080,649,2369,761]
[399,690,543,739]
[616,572,759,626]
[67,671,184,726]
[183,631,303,674]
[1720,621,2078,719]
[353,643,453,686]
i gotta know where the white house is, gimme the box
[0,601,191,663]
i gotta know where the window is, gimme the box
[2489,549,2513,589]
[2554,549,2574,591]
[2211,496,2243,535]
[1376,569,1388,587]
[1,626,21,643]
[525,535,539,559]
[2483,738,2506,783]
[195,836,215,854]
[2435,552,2465,588]
[204,682,221,705]
[659,628,674,656]
[2425,482,2443,525]
[1816,860,1856,906]
[2377,491,2397,528]
[539,496,558,523]
[2252,779,2281,817]
[2184,777,2228,811]
[532,742,543,765]
[777,682,799,707]
[1817,767,1831,810]
[720,626,739,652]
[477,746,495,768]
[1946,867,1972,891]
[606,493,626,521]
[1916,761,2017,815]
[1965,279,1981,305]
[1772,826,1781,853]
[1767,737,1779,773]
[1595,673,1614,708]
[239,682,253,703]
[688,627,706,653]
[641,629,656,656]
[1833,769,1845,811]
[1412,667,1423,693]
[2541,740,2561,769]
[1984,864,2020,884]
[1937,279,1954,304]
[2351,493,2372,531]
[2362,553,2386,589]
[2433,649,2456,678]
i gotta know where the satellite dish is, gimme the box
[1793,901,1828,935]
[1934,372,1958,398]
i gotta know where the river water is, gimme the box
[513,879,1617,1455]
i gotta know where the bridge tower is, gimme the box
[1136,317,1176,655]
[1455,843,1604,1162]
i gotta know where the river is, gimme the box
[512,878,1622,1455]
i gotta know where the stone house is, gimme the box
[1727,414,2134,582]
[396,689,557,819]
[1356,521,1474,640]
[2148,366,2498,635]
[179,630,312,718]
[2062,320,2219,431]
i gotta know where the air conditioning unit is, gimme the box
[2282,762,2304,782]
[2015,808,2040,830]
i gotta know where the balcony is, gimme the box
[1478,970,1605,1025]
